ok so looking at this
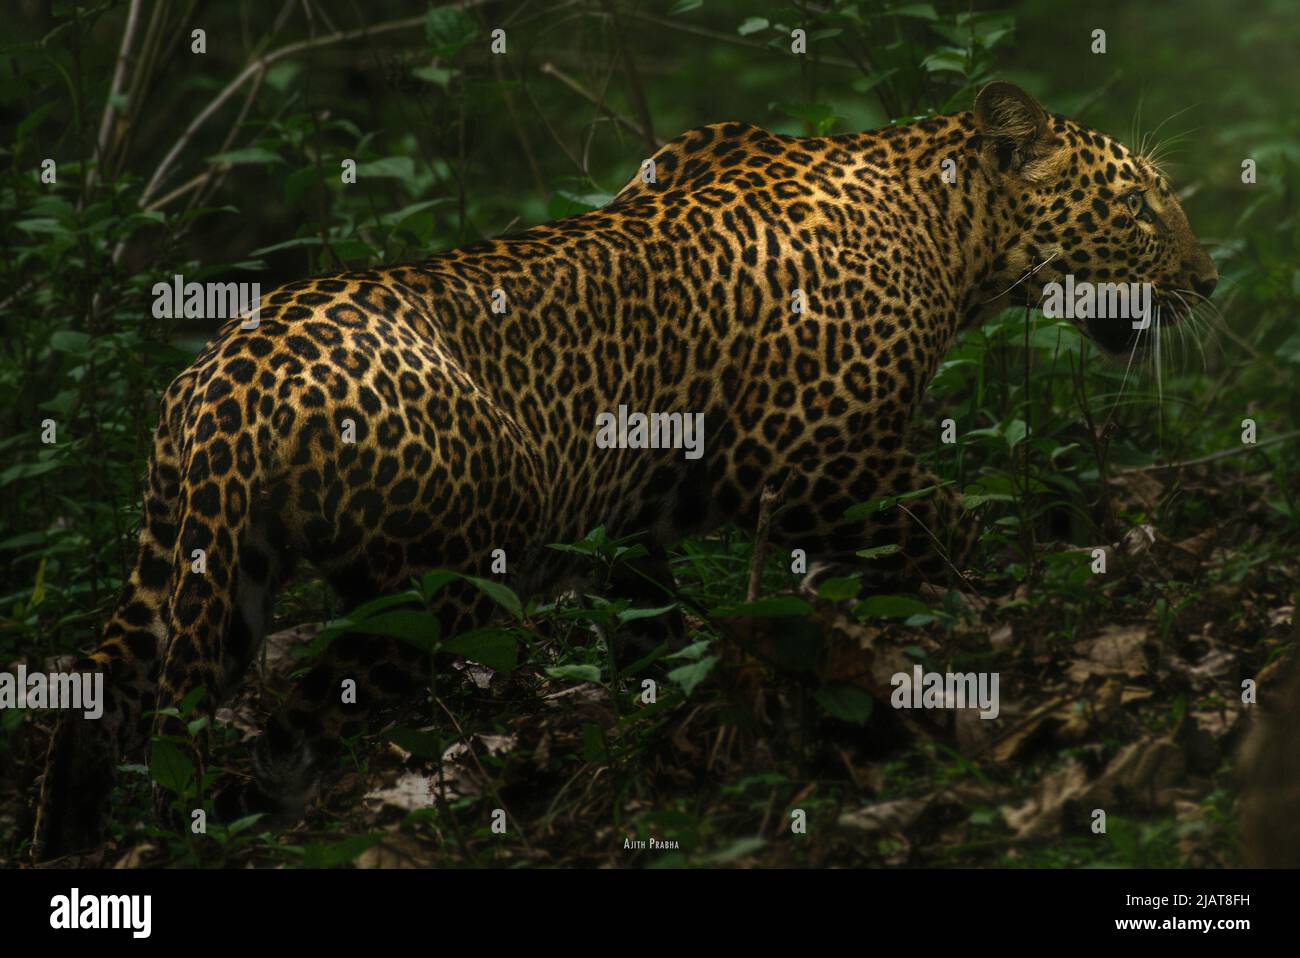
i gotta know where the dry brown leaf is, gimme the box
[258,622,324,676]
[113,843,158,869]
[838,797,928,833]
[1097,735,1186,808]
[1121,523,1157,558]
[989,694,1074,763]
[1068,626,1148,682]
[989,623,1014,651]
[1003,760,1091,838]
[363,772,436,813]
[355,832,431,868]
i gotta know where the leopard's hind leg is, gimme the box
[34,375,191,859]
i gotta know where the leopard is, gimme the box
[31,81,1217,858]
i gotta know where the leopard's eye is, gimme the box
[1125,190,1151,221]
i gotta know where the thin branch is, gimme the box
[617,9,859,71]
[186,65,267,212]
[747,472,794,602]
[137,13,432,209]
[538,61,665,148]
[88,0,143,191]
[491,51,547,200]
[1116,430,1300,474]
[598,0,656,153]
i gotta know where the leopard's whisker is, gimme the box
[979,249,1061,306]
[1176,287,1230,362]
[1159,307,1166,419]
[1169,289,1208,371]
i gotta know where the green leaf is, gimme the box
[282,167,319,210]
[770,101,844,135]
[665,639,712,661]
[548,188,613,218]
[179,687,206,716]
[207,147,283,166]
[417,570,461,603]
[385,726,443,758]
[668,655,719,695]
[737,17,769,35]
[962,492,1014,509]
[0,460,59,485]
[668,0,702,13]
[464,576,523,619]
[814,685,875,724]
[426,4,479,57]
[379,199,452,226]
[225,813,266,836]
[921,49,967,75]
[247,236,324,257]
[411,65,459,88]
[1278,329,1300,364]
[855,543,902,560]
[298,834,381,868]
[1004,419,1029,448]
[17,102,56,141]
[264,62,301,93]
[887,3,938,19]
[844,485,942,520]
[617,603,677,623]
[351,610,440,650]
[355,157,415,180]
[547,664,602,684]
[48,330,92,356]
[150,739,194,796]
[818,576,861,601]
[442,627,517,672]
[15,218,62,234]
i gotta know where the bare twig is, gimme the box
[1116,430,1300,474]
[186,65,268,212]
[87,0,143,191]
[491,46,547,199]
[598,0,656,153]
[616,9,858,71]
[747,472,794,602]
[538,62,666,148]
[434,696,536,856]
[138,14,432,210]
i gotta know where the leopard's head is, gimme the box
[973,81,1217,355]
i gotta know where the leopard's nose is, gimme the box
[1192,274,1217,299]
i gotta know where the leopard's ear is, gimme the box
[974,81,1055,176]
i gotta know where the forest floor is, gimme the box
[8,453,1297,869]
